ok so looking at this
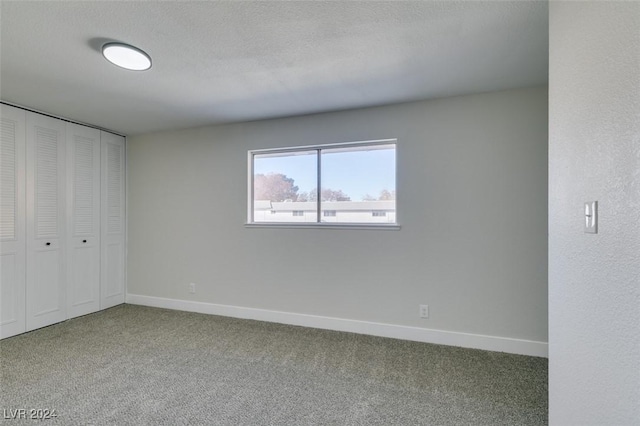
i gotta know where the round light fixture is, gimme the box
[102,42,152,71]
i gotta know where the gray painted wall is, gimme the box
[549,2,640,424]
[127,87,548,343]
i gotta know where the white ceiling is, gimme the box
[0,1,548,136]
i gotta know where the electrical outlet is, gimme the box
[419,304,429,319]
[189,283,196,294]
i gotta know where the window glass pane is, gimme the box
[253,150,317,222]
[320,144,395,223]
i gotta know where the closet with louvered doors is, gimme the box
[25,112,67,331]
[0,104,126,339]
[67,123,101,319]
[100,131,126,310]
[0,104,27,339]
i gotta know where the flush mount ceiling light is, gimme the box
[102,42,152,71]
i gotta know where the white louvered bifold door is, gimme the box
[0,105,27,339]
[67,123,101,318]
[25,112,66,331]
[100,131,125,309]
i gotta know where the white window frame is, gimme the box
[246,139,400,230]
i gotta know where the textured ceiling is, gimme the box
[0,1,548,136]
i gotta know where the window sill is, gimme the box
[244,223,401,231]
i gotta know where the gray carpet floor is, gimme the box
[0,305,547,425]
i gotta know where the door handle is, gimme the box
[83,240,87,243]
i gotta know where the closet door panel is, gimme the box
[101,131,125,309]
[26,112,66,331]
[67,123,101,318]
[104,241,123,299]
[0,105,26,339]
[32,242,62,314]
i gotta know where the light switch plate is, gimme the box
[585,201,597,234]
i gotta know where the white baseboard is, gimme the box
[126,293,548,358]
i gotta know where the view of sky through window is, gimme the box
[253,146,395,201]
